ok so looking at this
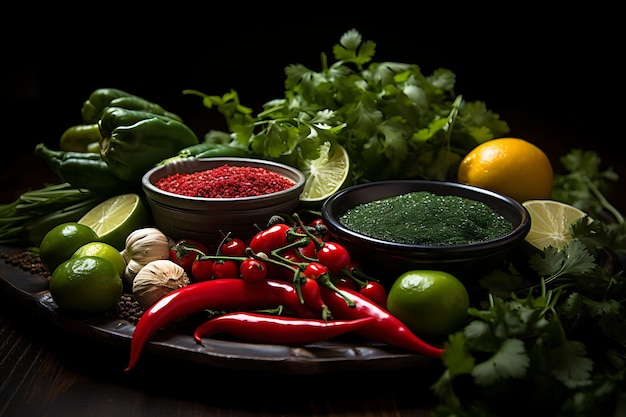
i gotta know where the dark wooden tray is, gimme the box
[0,246,439,375]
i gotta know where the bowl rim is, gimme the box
[321,179,531,254]
[142,157,306,202]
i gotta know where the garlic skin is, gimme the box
[120,227,171,285]
[132,259,190,310]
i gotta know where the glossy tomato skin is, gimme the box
[220,237,247,257]
[191,257,214,281]
[317,241,351,275]
[249,223,291,254]
[213,259,240,279]
[359,281,388,309]
[170,239,209,272]
[239,258,267,282]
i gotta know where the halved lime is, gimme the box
[522,199,588,250]
[78,193,149,250]
[298,142,350,205]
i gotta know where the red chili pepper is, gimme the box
[170,239,209,272]
[191,256,214,281]
[318,285,444,359]
[297,275,331,321]
[302,261,328,280]
[317,241,351,274]
[125,278,316,371]
[296,236,321,260]
[359,281,388,309]
[239,258,267,282]
[249,223,292,254]
[212,259,240,278]
[220,237,247,256]
[193,312,374,345]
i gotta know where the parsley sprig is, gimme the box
[184,29,510,185]
[432,149,626,417]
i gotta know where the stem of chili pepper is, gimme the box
[124,278,316,372]
[293,212,325,252]
[309,266,355,308]
[318,285,444,359]
[245,247,330,319]
[192,312,373,345]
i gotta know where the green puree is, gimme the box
[338,191,512,246]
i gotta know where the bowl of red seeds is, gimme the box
[142,157,306,246]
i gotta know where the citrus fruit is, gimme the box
[387,270,470,339]
[298,142,350,204]
[49,255,123,313]
[457,137,554,203]
[78,193,148,250]
[522,199,588,250]
[71,241,126,277]
[39,222,100,273]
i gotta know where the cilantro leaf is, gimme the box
[472,338,529,385]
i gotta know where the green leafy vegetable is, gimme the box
[184,28,510,185]
[432,149,626,416]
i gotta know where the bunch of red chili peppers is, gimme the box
[125,213,444,371]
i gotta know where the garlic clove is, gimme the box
[132,259,190,310]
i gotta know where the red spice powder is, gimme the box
[155,164,295,198]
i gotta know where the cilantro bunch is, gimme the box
[431,150,626,417]
[185,28,510,184]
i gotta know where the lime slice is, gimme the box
[298,142,350,204]
[522,199,588,250]
[78,194,149,250]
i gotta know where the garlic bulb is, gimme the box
[132,259,190,310]
[120,227,171,285]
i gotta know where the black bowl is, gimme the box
[321,180,531,284]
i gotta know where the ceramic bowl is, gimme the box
[321,180,531,283]
[142,157,305,246]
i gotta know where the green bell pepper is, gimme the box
[81,88,183,124]
[98,107,199,181]
[59,123,102,152]
[35,143,136,194]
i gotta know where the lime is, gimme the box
[387,270,470,339]
[49,256,123,313]
[522,199,588,250]
[72,241,126,278]
[78,193,148,250]
[39,222,100,273]
[298,142,350,204]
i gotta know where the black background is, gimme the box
[3,10,622,198]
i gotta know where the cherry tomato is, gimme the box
[220,237,247,257]
[334,275,358,290]
[213,259,240,278]
[302,262,329,281]
[170,239,209,272]
[359,281,388,309]
[308,218,329,240]
[317,241,351,275]
[249,223,292,254]
[297,237,321,259]
[239,258,267,282]
[191,257,214,281]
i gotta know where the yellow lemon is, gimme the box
[457,138,554,203]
